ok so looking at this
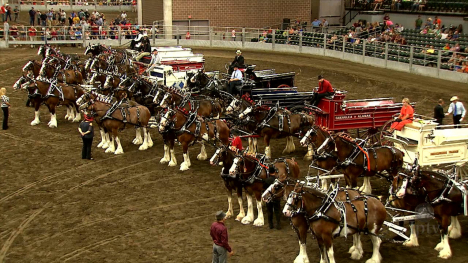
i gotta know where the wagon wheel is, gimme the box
[277,84,290,89]
[378,120,395,146]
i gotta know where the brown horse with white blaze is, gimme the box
[159,108,230,171]
[284,182,387,263]
[228,154,300,226]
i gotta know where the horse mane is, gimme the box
[336,132,355,143]
[241,94,255,105]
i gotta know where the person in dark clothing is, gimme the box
[310,75,335,106]
[434,99,445,125]
[210,211,234,263]
[29,7,36,26]
[78,115,94,160]
[1,88,11,130]
[228,50,245,74]
[264,166,281,230]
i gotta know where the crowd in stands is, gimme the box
[350,0,468,13]
[13,1,134,6]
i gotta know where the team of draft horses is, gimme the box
[13,44,467,263]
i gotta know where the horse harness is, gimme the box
[102,99,143,127]
[291,187,371,238]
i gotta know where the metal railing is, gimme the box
[8,0,133,5]
[1,24,467,77]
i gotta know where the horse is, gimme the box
[210,146,246,221]
[184,70,228,94]
[389,167,466,258]
[24,79,84,127]
[14,60,42,92]
[84,43,111,57]
[159,108,230,170]
[118,75,160,116]
[78,92,153,154]
[284,182,386,263]
[331,132,404,194]
[38,59,84,85]
[228,154,300,226]
[263,180,371,263]
[238,102,314,159]
[159,89,223,119]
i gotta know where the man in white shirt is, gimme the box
[445,96,466,128]
[121,11,127,20]
[145,49,161,73]
[229,64,243,95]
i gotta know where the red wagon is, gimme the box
[311,91,404,140]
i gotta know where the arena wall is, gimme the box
[142,0,164,25]
[141,0,311,28]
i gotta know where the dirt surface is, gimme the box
[0,47,467,263]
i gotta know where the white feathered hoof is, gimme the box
[253,218,264,227]
[225,211,233,219]
[180,162,190,171]
[235,212,245,221]
[403,239,419,247]
[294,255,310,263]
[105,147,115,154]
[97,141,104,148]
[72,116,81,123]
[348,246,356,254]
[241,215,253,225]
[101,142,109,149]
[48,122,57,128]
[439,249,452,259]
[31,119,40,126]
[219,161,223,166]
[448,225,462,239]
[434,242,444,252]
[114,148,124,155]
[132,138,143,145]
[168,159,177,167]
[197,153,207,161]
[350,249,363,260]
[303,154,313,161]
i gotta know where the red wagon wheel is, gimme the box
[379,120,395,146]
[277,84,290,88]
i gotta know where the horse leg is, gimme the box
[31,107,41,126]
[72,105,81,122]
[291,216,310,263]
[197,142,208,160]
[436,215,452,259]
[304,144,313,161]
[288,136,296,152]
[105,134,116,153]
[317,239,327,263]
[103,132,111,149]
[247,137,253,154]
[366,227,383,263]
[264,135,272,159]
[180,142,190,171]
[160,143,170,164]
[403,222,419,247]
[324,237,336,263]
[168,140,177,167]
[241,193,254,224]
[360,177,372,194]
[349,234,364,260]
[138,127,149,150]
[448,216,462,239]
[225,187,234,219]
[147,131,154,148]
[253,193,264,226]
[97,128,106,148]
[282,136,290,154]
[114,134,124,155]
[133,127,143,145]
[65,106,71,120]
[253,138,258,154]
[48,107,58,128]
[235,186,245,221]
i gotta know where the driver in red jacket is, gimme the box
[311,75,334,106]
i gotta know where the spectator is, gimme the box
[411,0,422,12]
[0,87,11,130]
[47,9,53,27]
[75,28,82,40]
[210,211,234,263]
[121,11,127,21]
[231,29,236,41]
[443,43,450,50]
[60,10,66,25]
[29,7,36,26]
[415,15,423,31]
[435,16,442,29]
[1,4,5,23]
[73,15,80,25]
[450,43,460,52]
[450,31,459,41]
[13,6,19,22]
[425,18,433,29]
[132,0,137,12]
[433,99,445,125]
[40,12,47,27]
[321,18,329,33]
[51,28,58,41]
[5,4,12,22]
[445,96,466,128]
[78,114,94,160]
[312,18,321,31]
[394,0,402,11]
[28,26,37,47]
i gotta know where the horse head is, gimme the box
[283,182,304,217]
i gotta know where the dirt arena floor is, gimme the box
[0,46,467,263]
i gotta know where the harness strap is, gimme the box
[356,144,371,172]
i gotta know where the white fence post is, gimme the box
[209,27,213,47]
[118,26,122,46]
[362,39,366,63]
[242,28,245,48]
[299,33,303,53]
[176,26,179,45]
[342,39,346,59]
[272,31,275,51]
[323,33,326,56]
[152,24,156,45]
[437,51,442,77]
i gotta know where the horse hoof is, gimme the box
[434,242,444,251]
[114,150,124,155]
[235,214,245,221]
[105,148,114,154]
[294,256,310,263]
[168,161,177,167]
[241,217,252,225]
[303,155,313,161]
[139,145,148,151]
[102,144,109,149]
[160,158,169,164]
[30,121,40,126]
[438,249,452,259]
[180,163,189,171]
[350,250,363,260]
[197,154,207,161]
[253,219,264,227]
[403,240,419,247]
[225,211,233,219]
[218,162,223,166]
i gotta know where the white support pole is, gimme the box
[137,0,142,25]
[163,0,173,40]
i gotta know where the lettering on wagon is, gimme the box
[335,114,371,120]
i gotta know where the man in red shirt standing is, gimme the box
[311,75,334,106]
[210,211,234,263]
